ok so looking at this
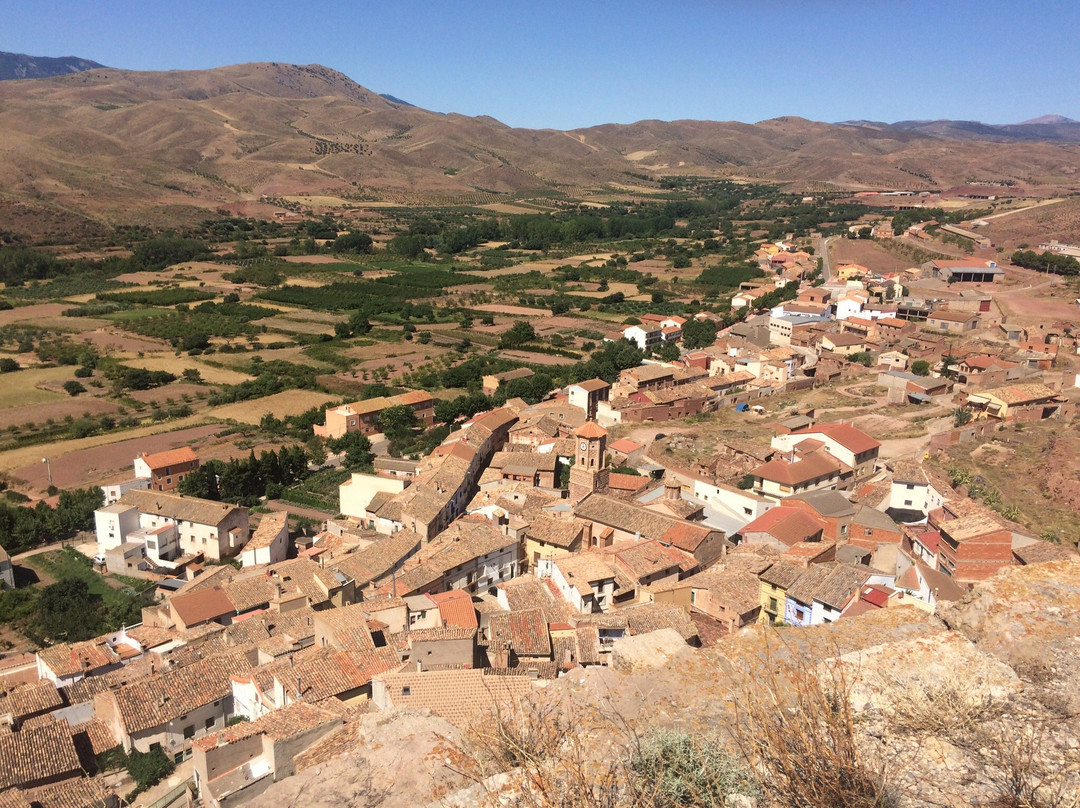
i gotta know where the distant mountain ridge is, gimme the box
[840,116,1080,142]
[1,60,1079,241]
[0,51,104,80]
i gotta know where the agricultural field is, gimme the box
[209,389,339,424]
[0,181,892,507]
[0,366,77,409]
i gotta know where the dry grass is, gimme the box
[886,671,1002,739]
[732,646,900,808]
[454,694,760,808]
[208,390,337,424]
[0,366,72,409]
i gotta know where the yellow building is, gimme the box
[758,561,804,625]
[523,514,586,571]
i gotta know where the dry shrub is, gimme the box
[886,671,1002,738]
[732,653,899,808]
[975,720,1080,808]
[454,694,760,808]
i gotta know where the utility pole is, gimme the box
[42,457,52,486]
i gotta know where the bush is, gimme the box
[73,366,93,378]
[126,747,175,793]
[733,650,898,808]
[631,729,761,807]
[63,380,86,396]
[0,358,18,373]
[910,359,931,376]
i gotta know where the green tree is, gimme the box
[332,231,374,254]
[35,578,104,643]
[658,342,681,362]
[0,358,18,373]
[848,351,874,367]
[499,321,536,349]
[63,380,86,396]
[911,359,931,376]
[376,405,419,442]
[179,464,221,500]
[681,319,717,350]
[126,748,175,792]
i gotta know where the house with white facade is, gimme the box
[540,553,617,614]
[94,490,249,563]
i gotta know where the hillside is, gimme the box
[2,61,1080,239]
[0,51,104,80]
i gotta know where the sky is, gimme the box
[5,1,1079,130]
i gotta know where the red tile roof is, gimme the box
[790,423,881,454]
[574,421,608,439]
[169,586,235,626]
[428,590,479,629]
[138,447,198,470]
[753,451,845,486]
[607,472,648,492]
[608,438,644,454]
[738,507,826,547]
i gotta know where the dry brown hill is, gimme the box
[2,61,1080,239]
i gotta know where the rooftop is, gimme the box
[117,489,246,527]
[138,446,198,470]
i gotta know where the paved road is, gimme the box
[815,235,834,282]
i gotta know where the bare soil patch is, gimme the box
[498,350,576,366]
[0,303,69,326]
[474,304,551,317]
[10,423,223,490]
[832,239,919,273]
[125,356,253,385]
[70,329,169,354]
[127,384,212,404]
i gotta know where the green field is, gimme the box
[102,307,174,322]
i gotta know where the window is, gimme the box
[904,499,913,506]
[402,686,411,696]
[906,483,915,490]
[183,726,195,739]
[205,717,215,730]
[769,598,778,611]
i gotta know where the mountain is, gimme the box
[841,115,1080,143]
[0,51,104,80]
[1018,114,1077,125]
[1,61,1079,240]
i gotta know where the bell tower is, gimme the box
[569,421,609,504]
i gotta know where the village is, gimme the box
[1,218,1079,808]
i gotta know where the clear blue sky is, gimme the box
[6,1,1078,129]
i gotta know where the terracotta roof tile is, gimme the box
[487,608,551,657]
[0,723,81,790]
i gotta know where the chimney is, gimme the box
[583,521,593,548]
[296,676,302,700]
[665,479,681,500]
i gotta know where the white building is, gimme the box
[94,490,249,562]
[622,324,663,352]
[338,473,407,522]
[538,554,617,613]
[240,511,290,567]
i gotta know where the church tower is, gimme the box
[569,420,609,504]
